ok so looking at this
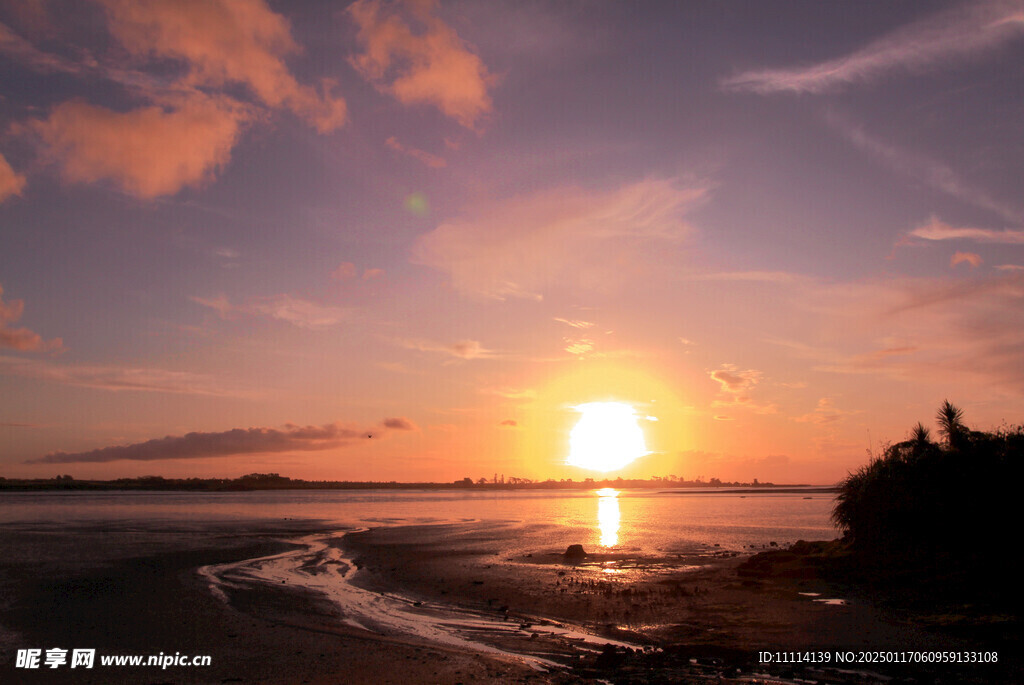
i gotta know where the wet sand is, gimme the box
[2,520,1019,684]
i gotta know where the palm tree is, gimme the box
[910,422,931,446]
[936,400,966,449]
[906,421,938,461]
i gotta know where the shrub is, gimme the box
[833,403,1024,565]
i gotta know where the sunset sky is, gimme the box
[2,0,1024,484]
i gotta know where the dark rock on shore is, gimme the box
[563,544,588,560]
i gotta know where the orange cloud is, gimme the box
[0,153,27,203]
[709,363,777,414]
[951,251,983,268]
[709,364,761,394]
[413,178,708,300]
[32,93,250,198]
[99,0,346,132]
[348,0,492,128]
[0,284,62,352]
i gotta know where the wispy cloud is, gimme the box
[796,271,1024,394]
[348,0,493,129]
[385,136,446,168]
[553,317,594,329]
[331,262,358,281]
[397,337,497,360]
[829,114,1022,223]
[376,361,420,376]
[690,271,805,284]
[332,262,384,281]
[485,387,536,401]
[793,398,856,425]
[907,216,1024,244]
[0,355,244,396]
[0,285,62,353]
[722,0,1024,94]
[28,417,414,463]
[0,20,89,76]
[563,338,594,357]
[191,294,349,330]
[412,177,709,300]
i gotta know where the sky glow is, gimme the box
[2,1,1024,484]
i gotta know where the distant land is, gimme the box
[0,472,835,492]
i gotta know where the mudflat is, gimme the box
[1,520,1018,684]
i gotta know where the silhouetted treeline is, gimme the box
[833,400,1024,570]
[0,472,792,492]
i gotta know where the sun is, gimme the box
[566,402,648,472]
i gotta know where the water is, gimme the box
[0,488,838,559]
[0,488,837,548]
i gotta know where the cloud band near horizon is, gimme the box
[28,418,417,464]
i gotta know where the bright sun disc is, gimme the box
[567,402,648,472]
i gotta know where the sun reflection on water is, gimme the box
[596,488,620,547]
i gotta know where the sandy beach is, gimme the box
[3,518,1018,684]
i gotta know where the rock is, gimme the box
[563,544,588,559]
[595,643,624,669]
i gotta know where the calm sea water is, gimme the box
[0,488,839,553]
